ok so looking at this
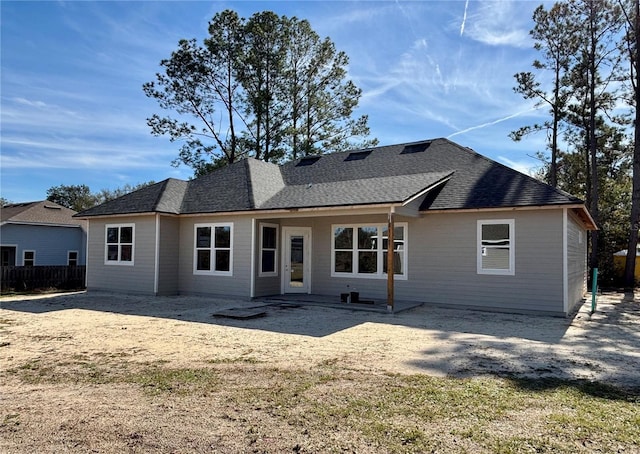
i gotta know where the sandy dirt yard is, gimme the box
[1,290,639,452]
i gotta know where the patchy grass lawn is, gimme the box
[2,290,639,452]
[2,356,638,453]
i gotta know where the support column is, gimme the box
[387,209,395,312]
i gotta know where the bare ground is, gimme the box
[0,290,639,453]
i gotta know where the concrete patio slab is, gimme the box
[260,294,423,313]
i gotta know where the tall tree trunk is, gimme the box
[587,2,600,272]
[624,0,640,288]
[226,58,237,164]
[551,95,559,188]
[550,56,565,188]
[625,130,640,286]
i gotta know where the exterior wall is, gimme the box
[178,215,252,298]
[157,215,181,295]
[276,209,566,314]
[253,218,282,297]
[0,224,86,265]
[278,214,389,299]
[86,216,156,294]
[403,210,564,314]
[566,211,588,313]
[83,207,573,314]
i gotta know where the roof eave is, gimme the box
[73,211,165,220]
[0,220,83,228]
[402,172,454,207]
[423,202,596,227]
[571,205,598,231]
[181,202,402,217]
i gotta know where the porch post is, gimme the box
[387,208,395,312]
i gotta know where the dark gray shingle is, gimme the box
[260,172,454,209]
[76,138,584,218]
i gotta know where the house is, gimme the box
[613,247,640,284]
[75,138,596,316]
[1,200,87,266]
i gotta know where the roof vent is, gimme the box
[296,156,321,167]
[44,205,62,210]
[344,150,372,161]
[401,142,431,154]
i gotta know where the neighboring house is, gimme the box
[75,138,596,316]
[613,247,640,284]
[1,200,87,267]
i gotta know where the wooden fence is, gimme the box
[1,265,86,291]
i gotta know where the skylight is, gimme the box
[400,142,431,154]
[344,150,372,161]
[296,156,321,167]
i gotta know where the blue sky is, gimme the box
[1,0,552,203]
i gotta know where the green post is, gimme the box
[591,267,598,313]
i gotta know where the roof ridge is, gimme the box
[285,139,438,164]
[179,178,193,214]
[151,179,171,212]
[243,159,256,209]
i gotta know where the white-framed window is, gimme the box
[331,223,407,279]
[105,224,134,265]
[477,219,514,275]
[23,250,35,266]
[68,251,78,266]
[194,223,233,276]
[259,223,278,276]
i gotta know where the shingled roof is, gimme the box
[1,200,86,227]
[75,138,587,218]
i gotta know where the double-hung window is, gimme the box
[477,219,514,275]
[194,223,233,275]
[332,223,407,279]
[259,223,278,276]
[23,250,35,266]
[105,224,134,265]
[68,251,78,266]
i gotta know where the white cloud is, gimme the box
[13,97,47,108]
[462,1,532,48]
[0,135,174,170]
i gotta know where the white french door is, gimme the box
[281,227,311,294]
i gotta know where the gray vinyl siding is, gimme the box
[157,215,180,295]
[277,210,566,314]
[403,210,564,314]
[279,214,389,299]
[0,224,86,265]
[567,212,588,313]
[86,216,156,294]
[254,219,281,297]
[178,216,252,298]
[84,207,572,314]
[254,270,281,296]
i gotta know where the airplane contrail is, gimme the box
[447,107,538,139]
[460,0,469,36]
